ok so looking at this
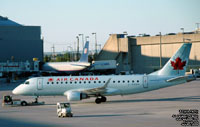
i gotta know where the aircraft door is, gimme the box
[37,78,43,90]
[143,76,148,88]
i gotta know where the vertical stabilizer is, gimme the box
[79,41,89,62]
[150,43,192,76]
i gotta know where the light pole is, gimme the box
[76,36,79,60]
[159,32,162,68]
[67,46,73,61]
[196,23,200,33]
[92,33,97,54]
[78,34,84,50]
[180,28,184,42]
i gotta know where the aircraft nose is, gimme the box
[12,85,23,95]
[12,87,20,95]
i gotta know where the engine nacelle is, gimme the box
[66,91,88,101]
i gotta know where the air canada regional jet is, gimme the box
[13,43,192,104]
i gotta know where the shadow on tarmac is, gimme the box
[74,112,153,118]
[0,117,63,127]
[106,96,200,104]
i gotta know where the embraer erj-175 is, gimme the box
[13,43,192,104]
[42,41,90,74]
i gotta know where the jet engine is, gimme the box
[66,91,89,101]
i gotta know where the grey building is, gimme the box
[96,32,200,74]
[0,16,43,63]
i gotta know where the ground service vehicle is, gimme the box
[57,102,73,118]
[2,95,28,106]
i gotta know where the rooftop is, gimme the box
[0,16,22,26]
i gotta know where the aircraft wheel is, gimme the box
[95,98,101,104]
[101,96,107,102]
[21,101,28,106]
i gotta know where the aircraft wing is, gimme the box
[82,78,112,95]
[65,78,120,96]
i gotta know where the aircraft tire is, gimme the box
[95,98,101,104]
[101,96,107,102]
[21,101,28,106]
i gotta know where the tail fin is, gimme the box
[150,43,192,76]
[79,41,89,62]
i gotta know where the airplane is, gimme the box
[42,41,90,74]
[13,43,192,104]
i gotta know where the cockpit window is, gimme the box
[24,81,30,85]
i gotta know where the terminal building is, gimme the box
[96,31,200,74]
[0,16,43,78]
[0,16,43,63]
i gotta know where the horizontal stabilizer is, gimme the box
[166,76,188,82]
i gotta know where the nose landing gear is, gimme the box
[95,96,107,104]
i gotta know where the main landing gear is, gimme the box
[95,96,107,104]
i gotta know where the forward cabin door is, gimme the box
[37,78,43,90]
[143,75,148,88]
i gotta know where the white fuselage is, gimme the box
[13,74,186,97]
[42,62,90,72]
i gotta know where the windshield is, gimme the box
[24,81,30,85]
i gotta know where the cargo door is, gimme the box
[37,78,43,90]
[143,76,148,88]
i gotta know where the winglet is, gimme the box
[79,41,89,62]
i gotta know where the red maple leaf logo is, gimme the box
[48,78,53,82]
[171,57,186,70]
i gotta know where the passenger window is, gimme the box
[103,81,106,83]
[57,82,59,84]
[84,81,86,83]
[24,81,29,85]
[88,81,91,83]
[127,81,130,83]
[113,81,115,83]
[52,82,54,84]
[47,82,49,84]
[79,81,81,84]
[65,82,68,84]
[75,81,77,84]
[94,81,96,83]
[118,81,120,83]
[61,82,63,84]
[137,80,139,83]
[132,80,134,83]
[99,81,101,83]
[123,80,125,83]
[70,82,72,84]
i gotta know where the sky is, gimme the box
[1,0,200,52]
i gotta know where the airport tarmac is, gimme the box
[0,79,199,127]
